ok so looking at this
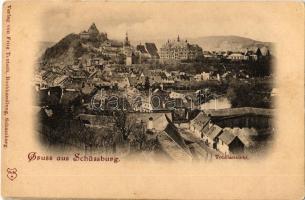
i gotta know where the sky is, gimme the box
[41,2,281,43]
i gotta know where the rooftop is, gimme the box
[218,129,237,145]
[205,124,223,140]
[192,112,211,127]
[204,107,274,117]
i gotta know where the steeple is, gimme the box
[90,23,97,29]
[177,35,180,42]
[124,32,130,46]
[88,22,99,34]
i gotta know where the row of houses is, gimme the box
[203,47,271,62]
[190,112,245,154]
[35,68,92,90]
[124,112,213,161]
[189,108,274,154]
[36,81,273,160]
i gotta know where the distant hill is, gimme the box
[188,35,273,52]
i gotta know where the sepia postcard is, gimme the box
[1,1,304,199]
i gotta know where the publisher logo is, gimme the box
[7,168,17,181]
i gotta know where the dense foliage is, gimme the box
[226,78,273,108]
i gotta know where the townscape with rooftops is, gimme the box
[34,23,276,162]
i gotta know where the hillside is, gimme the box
[38,41,54,55]
[188,35,273,52]
[41,33,88,67]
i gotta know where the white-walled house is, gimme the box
[189,112,210,138]
[217,129,245,154]
[169,91,186,99]
[194,72,210,81]
[227,53,246,61]
[201,72,210,80]
[201,123,222,149]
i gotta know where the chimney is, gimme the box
[186,109,189,120]
[147,117,153,130]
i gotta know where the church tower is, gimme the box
[123,32,132,65]
[124,32,130,46]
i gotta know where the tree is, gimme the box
[226,79,271,108]
[144,77,150,90]
[75,125,98,151]
[133,122,147,150]
[226,87,237,105]
[113,110,135,141]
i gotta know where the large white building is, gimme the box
[160,36,203,62]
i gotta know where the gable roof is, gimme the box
[157,133,192,162]
[193,112,210,125]
[222,127,255,147]
[255,47,262,56]
[163,115,190,154]
[53,75,69,85]
[260,46,270,56]
[145,43,159,58]
[205,124,222,140]
[136,44,148,53]
[191,111,210,130]
[218,129,237,145]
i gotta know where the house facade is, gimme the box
[217,129,245,154]
[160,36,203,62]
[189,112,210,138]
